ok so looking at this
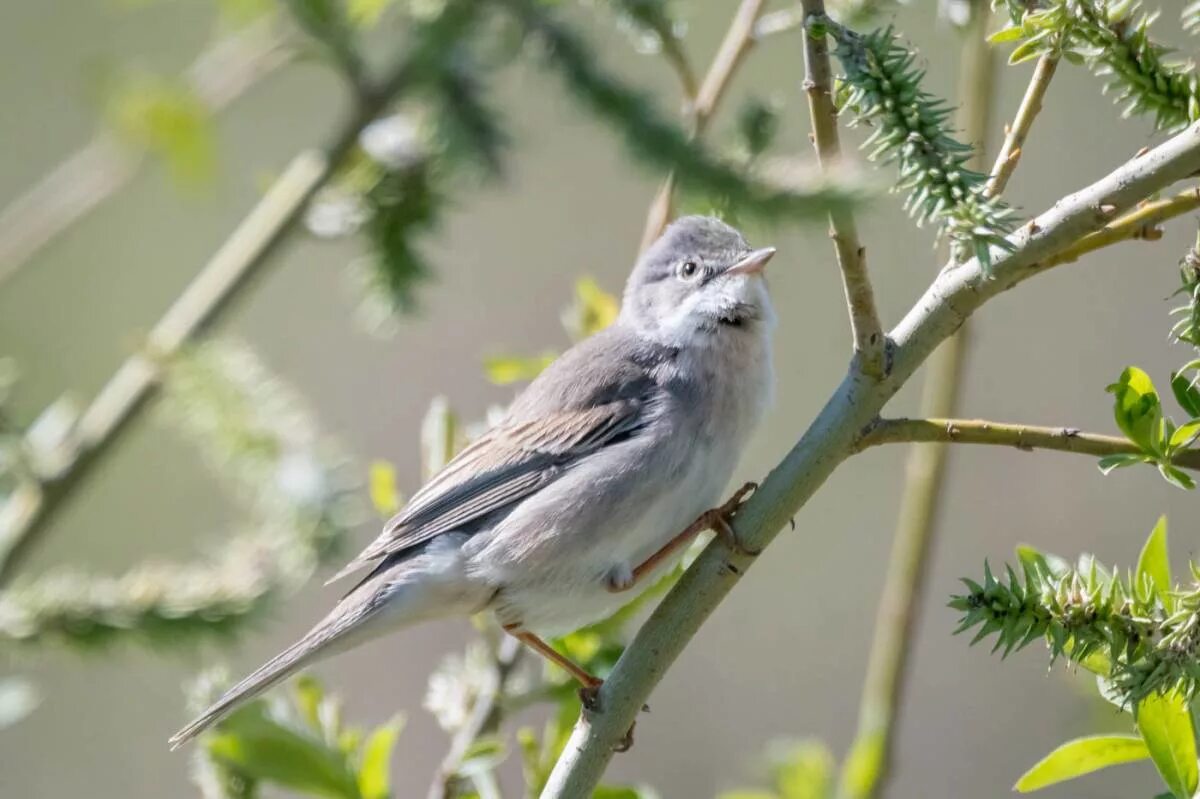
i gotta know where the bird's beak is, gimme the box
[726,246,777,276]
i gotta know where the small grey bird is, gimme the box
[170,215,776,748]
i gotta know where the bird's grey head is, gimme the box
[620,215,776,344]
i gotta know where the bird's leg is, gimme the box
[607,481,759,594]
[502,624,603,703]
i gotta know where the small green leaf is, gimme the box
[1137,690,1199,799]
[772,739,834,799]
[104,71,216,187]
[562,277,619,340]
[838,730,883,799]
[988,25,1027,44]
[368,460,402,516]
[207,704,361,799]
[456,735,508,777]
[1098,453,1145,475]
[1014,734,1150,792]
[1171,372,1200,417]
[594,786,659,799]
[483,353,557,385]
[1108,367,1163,454]
[1158,463,1196,491]
[357,716,403,799]
[1169,420,1200,451]
[1137,516,1171,595]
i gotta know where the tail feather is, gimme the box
[169,596,383,749]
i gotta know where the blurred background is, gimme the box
[1,0,1196,796]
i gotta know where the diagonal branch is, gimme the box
[0,19,293,288]
[540,120,1200,799]
[986,54,1058,197]
[855,417,1200,470]
[800,2,885,378]
[0,30,460,587]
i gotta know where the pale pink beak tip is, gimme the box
[728,246,777,276]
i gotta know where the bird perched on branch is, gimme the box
[170,215,777,748]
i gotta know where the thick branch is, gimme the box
[800,2,885,378]
[0,19,293,288]
[0,45,434,587]
[639,0,768,252]
[541,120,1200,799]
[857,417,1200,469]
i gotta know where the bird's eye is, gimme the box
[678,260,700,280]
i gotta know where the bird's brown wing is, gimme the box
[326,398,648,584]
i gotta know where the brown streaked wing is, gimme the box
[326,398,647,584]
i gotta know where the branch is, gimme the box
[0,27,457,587]
[639,0,769,252]
[800,2,885,378]
[540,115,1200,799]
[856,417,1200,470]
[0,19,293,288]
[1042,187,1200,268]
[840,8,997,797]
[986,54,1059,197]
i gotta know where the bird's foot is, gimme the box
[706,481,761,556]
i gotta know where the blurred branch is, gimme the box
[855,417,1200,469]
[541,98,1200,796]
[839,9,995,797]
[799,1,885,378]
[1043,187,1200,268]
[0,19,294,288]
[0,341,359,647]
[639,0,770,252]
[0,13,476,587]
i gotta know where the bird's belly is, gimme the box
[492,452,732,636]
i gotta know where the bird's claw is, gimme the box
[708,481,761,556]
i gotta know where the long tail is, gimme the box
[169,593,383,749]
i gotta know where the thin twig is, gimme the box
[986,54,1059,197]
[541,117,1200,799]
[427,636,524,799]
[839,8,997,798]
[638,0,769,252]
[800,2,885,378]
[1043,187,1200,268]
[0,41,438,587]
[0,19,293,288]
[855,417,1200,469]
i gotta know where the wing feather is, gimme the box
[327,398,647,584]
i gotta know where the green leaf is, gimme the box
[988,25,1027,44]
[772,739,834,799]
[838,730,882,799]
[483,352,557,385]
[104,71,216,187]
[1137,690,1199,799]
[1107,367,1163,454]
[1169,420,1200,451]
[1014,734,1150,792]
[207,705,362,799]
[1158,463,1196,491]
[1171,372,1200,417]
[1137,516,1172,595]
[357,716,403,799]
[368,460,402,517]
[456,735,508,777]
[1098,453,1145,475]
[563,277,619,340]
